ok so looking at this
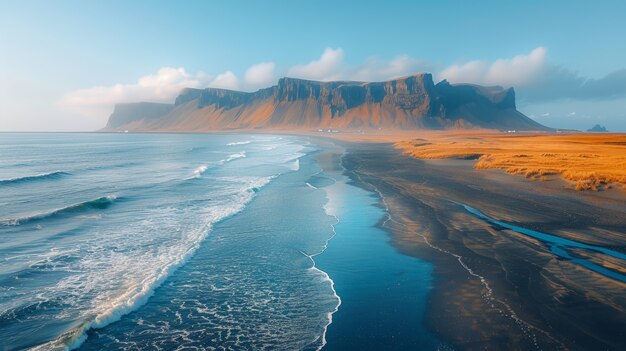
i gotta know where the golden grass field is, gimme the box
[395,132,626,191]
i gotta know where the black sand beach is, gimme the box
[340,141,626,350]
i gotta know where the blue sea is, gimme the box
[0,133,438,350]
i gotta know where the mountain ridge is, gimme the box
[104,73,548,131]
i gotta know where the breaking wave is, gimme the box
[0,171,69,185]
[32,178,274,351]
[226,141,251,146]
[1,195,119,226]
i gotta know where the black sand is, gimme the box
[340,141,626,351]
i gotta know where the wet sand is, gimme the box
[338,141,626,350]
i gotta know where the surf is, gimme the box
[1,195,118,226]
[0,133,328,351]
[226,140,251,146]
[29,176,276,351]
[226,151,246,162]
[0,171,69,185]
[186,164,209,179]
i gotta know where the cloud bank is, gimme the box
[209,71,240,90]
[287,48,345,81]
[244,62,276,88]
[351,55,432,82]
[63,65,254,117]
[286,47,431,82]
[440,47,547,88]
[62,67,209,111]
[439,47,626,102]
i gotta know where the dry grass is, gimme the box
[396,133,626,191]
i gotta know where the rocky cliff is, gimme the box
[104,73,548,131]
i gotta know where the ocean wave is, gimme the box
[1,195,119,226]
[226,141,251,146]
[33,177,275,351]
[290,159,300,171]
[226,151,246,162]
[0,171,69,185]
[187,164,209,179]
[185,152,247,180]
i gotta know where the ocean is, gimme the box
[0,133,437,350]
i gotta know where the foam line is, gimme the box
[299,167,342,350]
[226,141,251,146]
[226,152,246,162]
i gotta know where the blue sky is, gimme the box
[1,0,626,131]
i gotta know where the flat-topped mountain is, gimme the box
[104,73,548,131]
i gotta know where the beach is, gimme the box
[1,132,624,350]
[0,133,443,350]
[339,139,626,350]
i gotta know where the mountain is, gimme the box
[587,124,608,132]
[104,73,548,132]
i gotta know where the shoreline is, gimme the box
[338,140,626,350]
[310,138,441,350]
[6,131,624,349]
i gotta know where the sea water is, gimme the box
[0,133,437,350]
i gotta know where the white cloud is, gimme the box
[244,62,276,87]
[352,55,431,82]
[436,47,626,102]
[62,67,210,117]
[439,47,548,87]
[208,70,240,90]
[287,48,431,82]
[288,47,344,81]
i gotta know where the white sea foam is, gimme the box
[31,176,275,351]
[290,159,300,171]
[226,152,246,162]
[276,151,305,168]
[6,135,320,350]
[226,141,251,146]
[187,164,209,179]
[301,169,342,351]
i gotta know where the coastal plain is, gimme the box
[396,132,626,192]
[333,132,626,350]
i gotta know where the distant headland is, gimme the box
[103,73,548,132]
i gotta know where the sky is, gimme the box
[1,0,626,131]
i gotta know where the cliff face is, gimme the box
[104,74,548,131]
